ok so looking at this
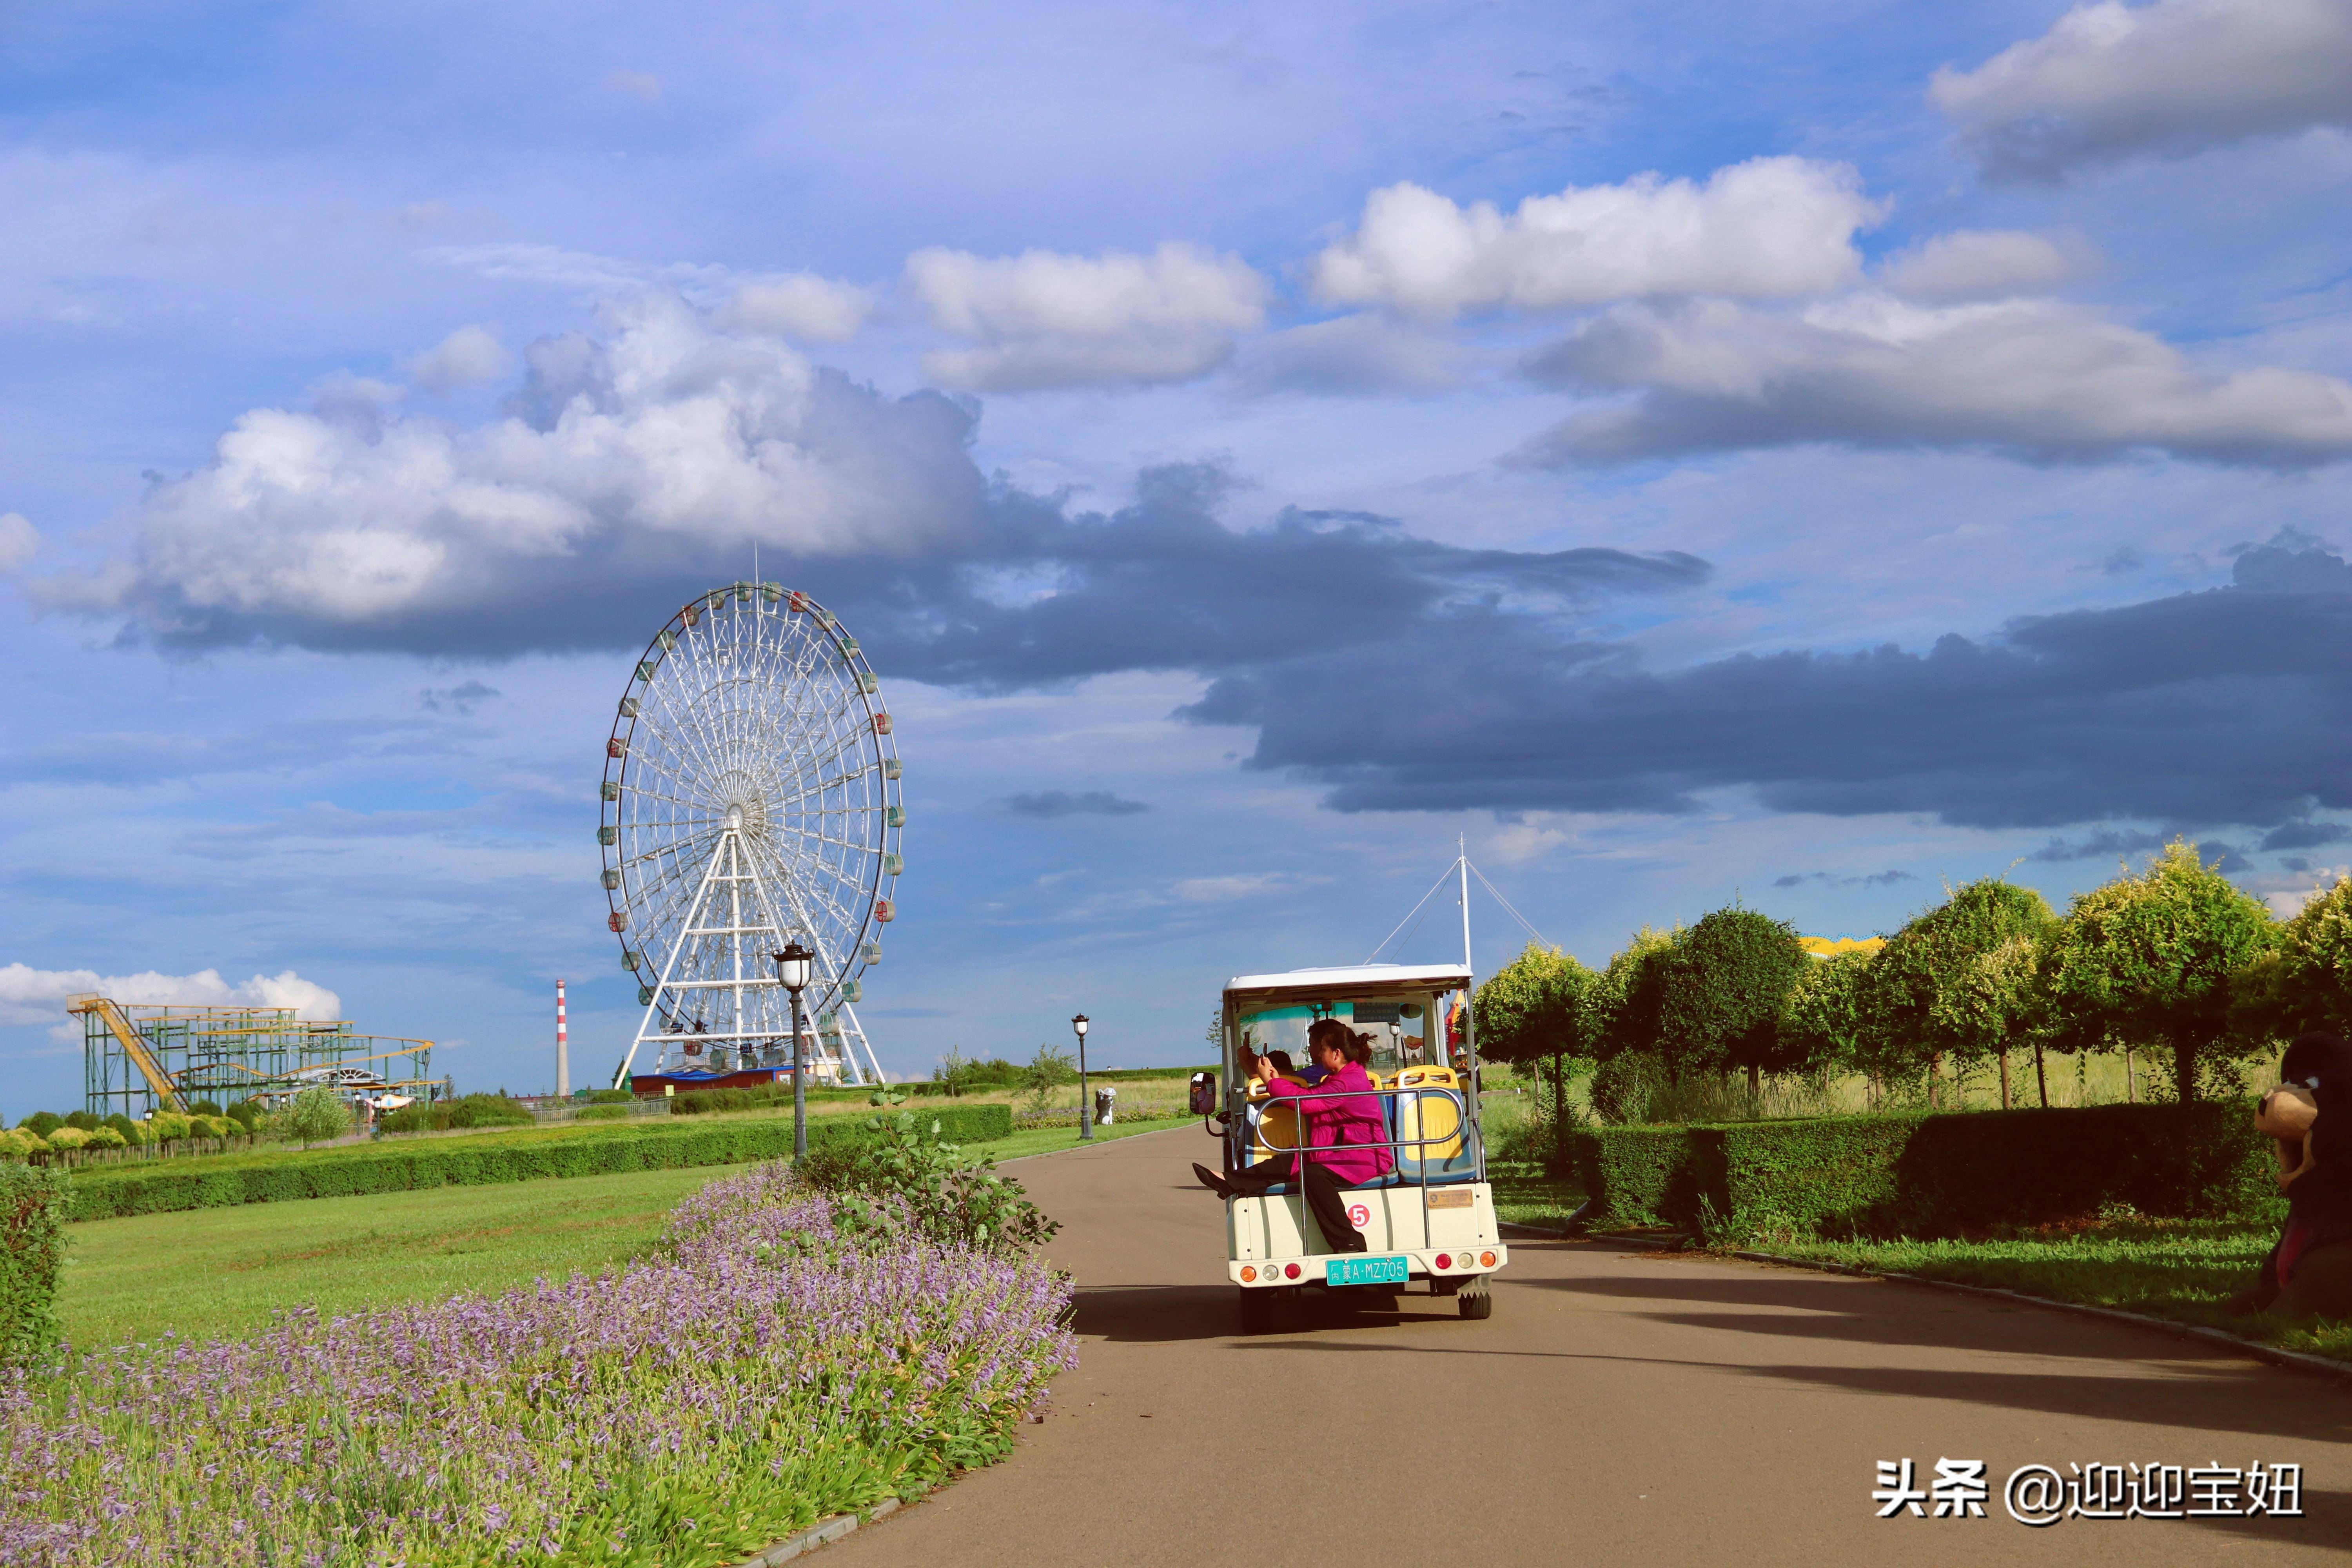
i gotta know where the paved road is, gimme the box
[835,1126,2352,1565]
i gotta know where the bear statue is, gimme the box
[2230,1031,2352,1321]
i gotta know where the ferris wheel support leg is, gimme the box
[837,997,886,1087]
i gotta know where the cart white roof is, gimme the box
[1223,962,1472,1002]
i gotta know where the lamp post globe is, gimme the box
[774,942,814,1157]
[1071,1013,1092,1140]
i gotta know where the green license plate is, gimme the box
[1325,1254,1410,1286]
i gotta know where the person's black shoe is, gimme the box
[1192,1163,1233,1198]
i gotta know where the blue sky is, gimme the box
[5,0,2352,1116]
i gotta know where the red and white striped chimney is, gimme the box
[556,979,570,1099]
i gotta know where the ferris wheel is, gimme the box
[599,582,902,1087]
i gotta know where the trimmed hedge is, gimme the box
[64,1105,1013,1223]
[1576,1103,2275,1239]
[1,1164,68,1366]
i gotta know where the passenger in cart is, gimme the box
[1193,1021,1392,1254]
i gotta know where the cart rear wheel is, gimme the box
[1458,1277,1493,1320]
[1238,1287,1277,1335]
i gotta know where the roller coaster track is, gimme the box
[66,995,187,1113]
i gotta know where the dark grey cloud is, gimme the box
[2261,820,2352,852]
[1772,869,1916,889]
[422,679,499,713]
[2028,827,2166,863]
[1183,528,2352,835]
[2031,827,2253,870]
[80,430,1707,682]
[998,789,1151,818]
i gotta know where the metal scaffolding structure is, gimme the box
[69,994,442,1118]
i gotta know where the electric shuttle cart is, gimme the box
[1196,962,1506,1333]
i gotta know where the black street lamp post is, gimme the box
[773,942,814,1158]
[1072,1013,1092,1140]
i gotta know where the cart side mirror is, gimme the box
[1189,1071,1219,1117]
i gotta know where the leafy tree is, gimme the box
[284,1085,354,1149]
[1779,949,1875,1080]
[2268,875,2352,1032]
[2043,839,2279,1103]
[1474,942,1599,1161]
[1020,1044,1076,1112]
[1589,927,1678,1067]
[1659,906,1812,1093]
[1474,943,1599,1064]
[934,1047,977,1095]
[1869,879,2058,1109]
[16,1114,61,1140]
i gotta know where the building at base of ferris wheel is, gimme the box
[627,1062,844,1096]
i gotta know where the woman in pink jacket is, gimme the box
[1194,1018,1393,1254]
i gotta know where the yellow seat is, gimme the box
[1394,1065,1463,1162]
[1247,1077,1308,1160]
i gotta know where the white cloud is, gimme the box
[407,324,510,390]
[427,242,737,299]
[1484,818,1573,866]
[1933,0,2352,180]
[0,963,341,1031]
[1519,293,2352,467]
[1877,230,2092,301]
[37,292,983,640]
[907,242,1268,390]
[1234,313,1466,396]
[713,274,873,342]
[1174,872,1285,902]
[2246,866,2350,918]
[1308,156,1884,321]
[0,513,38,572]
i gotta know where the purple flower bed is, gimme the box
[0,1161,1075,1566]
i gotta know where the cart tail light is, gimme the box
[1479,1251,1497,1267]
[1240,1266,1257,1283]
[1284,1263,1301,1280]
[1434,1252,1452,1270]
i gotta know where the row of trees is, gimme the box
[1475,840,2352,1114]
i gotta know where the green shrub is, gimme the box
[227,1101,263,1133]
[668,1083,877,1116]
[800,1094,1054,1254]
[188,1099,224,1117]
[444,1093,533,1129]
[379,1093,534,1134]
[0,1164,68,1367]
[1575,1103,2273,1240]
[64,1104,1014,1221]
[586,1089,633,1104]
[103,1114,139,1144]
[62,1111,102,1133]
[575,1105,631,1121]
[19,1113,62,1139]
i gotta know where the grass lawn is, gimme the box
[60,1161,750,1350]
[1753,1218,2352,1362]
[1489,1158,1585,1229]
[58,1116,1183,1350]
[983,1114,1190,1164]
